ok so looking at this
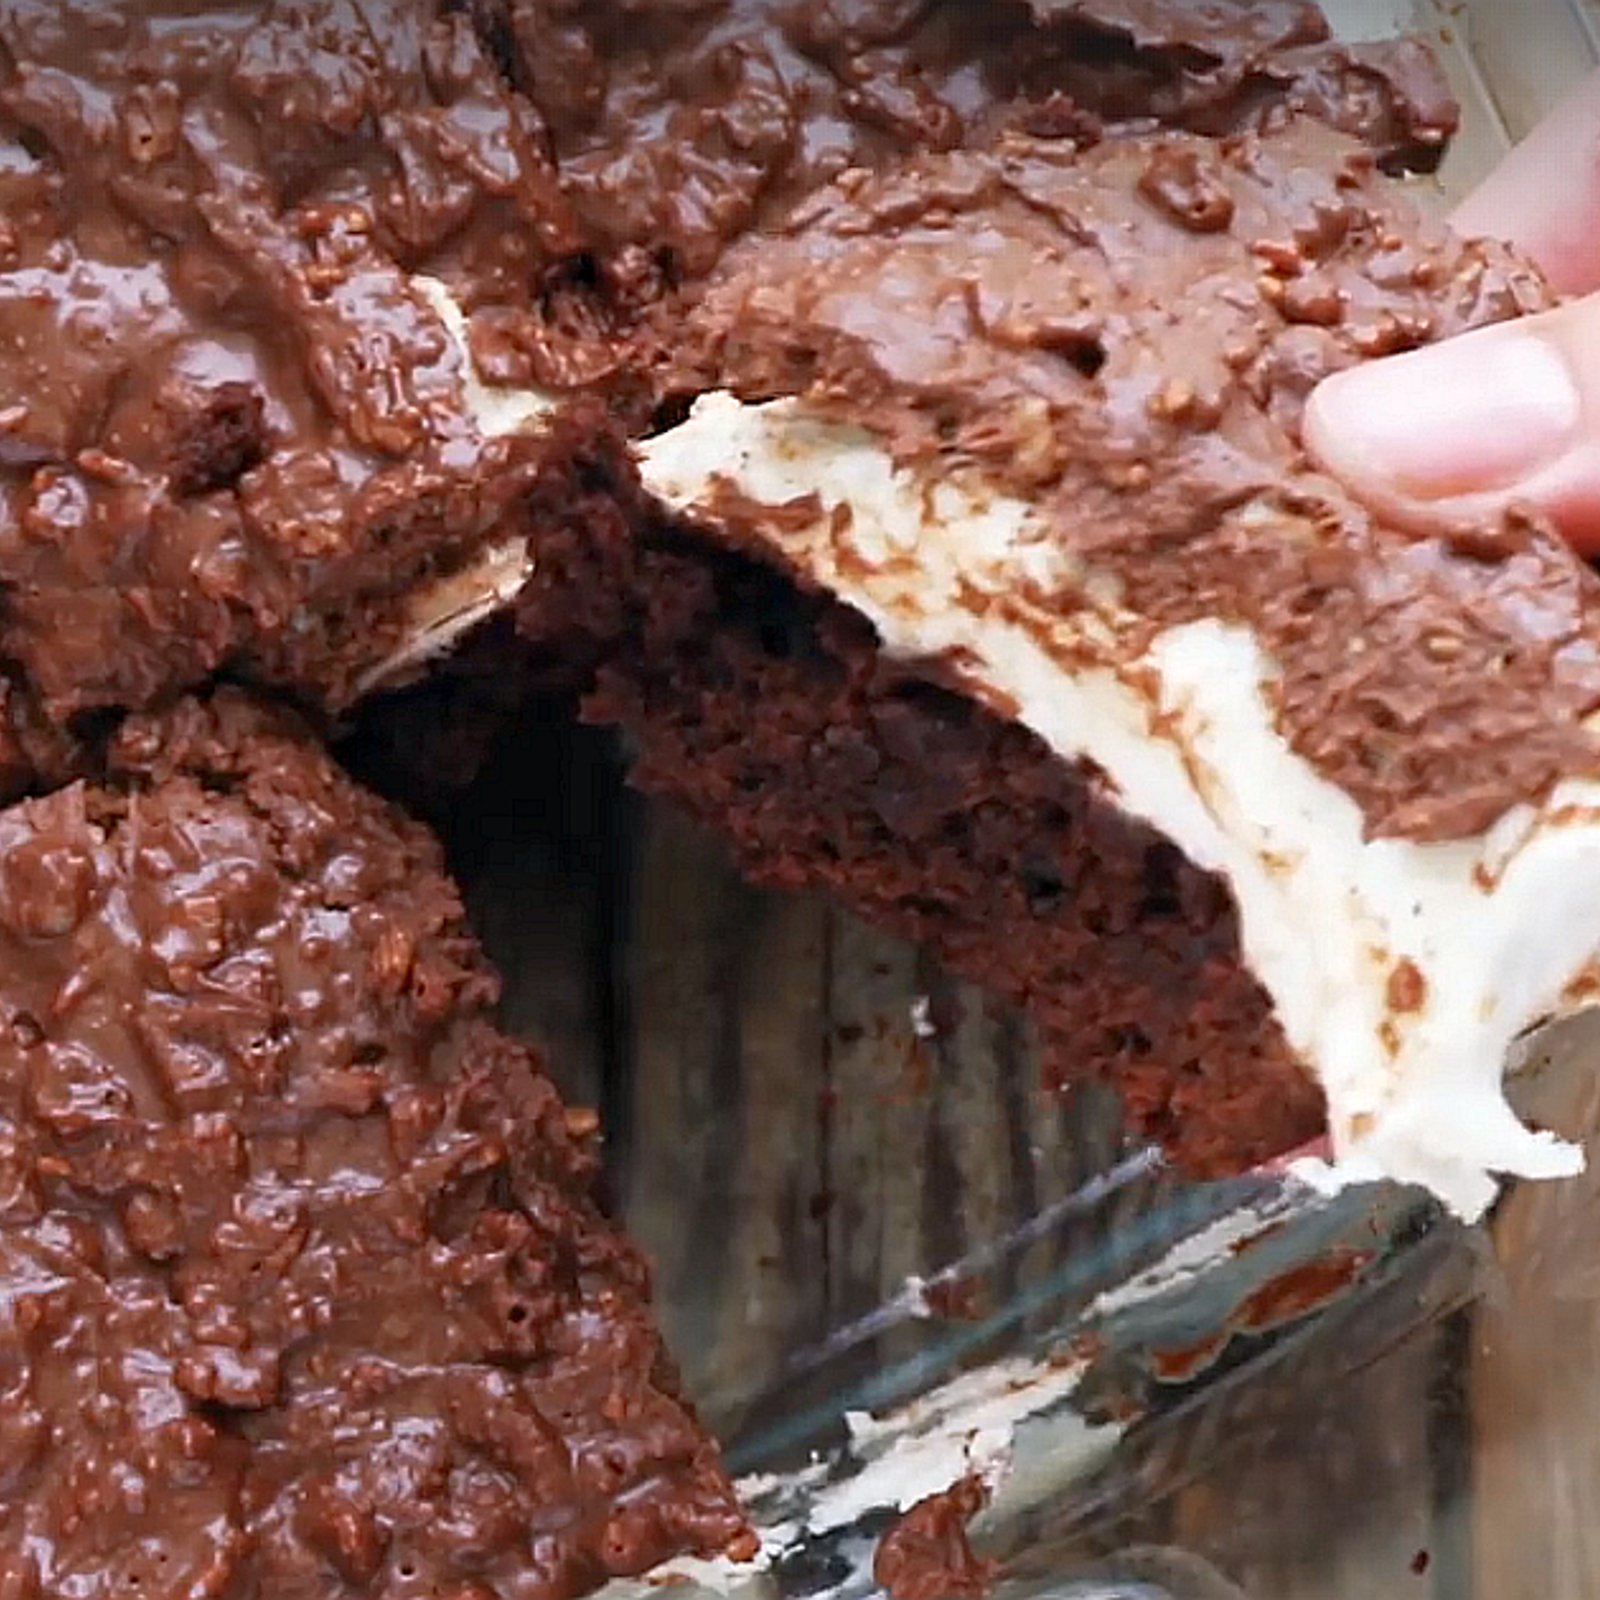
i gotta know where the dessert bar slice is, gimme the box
[513,117,1597,1217]
[0,692,746,1600]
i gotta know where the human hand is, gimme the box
[1305,70,1600,552]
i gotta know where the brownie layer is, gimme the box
[0,691,746,1600]
[519,420,1324,1175]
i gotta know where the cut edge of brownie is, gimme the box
[514,412,1327,1180]
[617,386,1600,1221]
[487,304,1600,1223]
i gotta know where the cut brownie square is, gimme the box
[0,691,746,1600]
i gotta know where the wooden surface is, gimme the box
[448,8,1600,1596]
[450,727,1122,1427]
[1472,1020,1600,1600]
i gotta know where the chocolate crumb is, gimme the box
[874,1479,995,1600]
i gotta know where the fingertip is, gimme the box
[1303,328,1581,500]
[1301,365,1370,487]
[1303,306,1600,557]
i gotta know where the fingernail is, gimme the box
[1306,330,1582,499]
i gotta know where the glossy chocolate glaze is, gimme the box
[462,0,1454,295]
[0,692,747,1600]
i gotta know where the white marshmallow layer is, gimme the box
[638,393,1599,1219]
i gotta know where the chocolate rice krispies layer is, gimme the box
[0,690,746,1600]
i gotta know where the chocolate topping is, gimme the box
[0,0,1458,782]
[674,119,1600,839]
[873,1479,995,1600]
[0,691,746,1600]
[870,1472,992,1600]
[0,0,569,728]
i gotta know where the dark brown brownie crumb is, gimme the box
[518,418,1324,1175]
[162,381,270,498]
